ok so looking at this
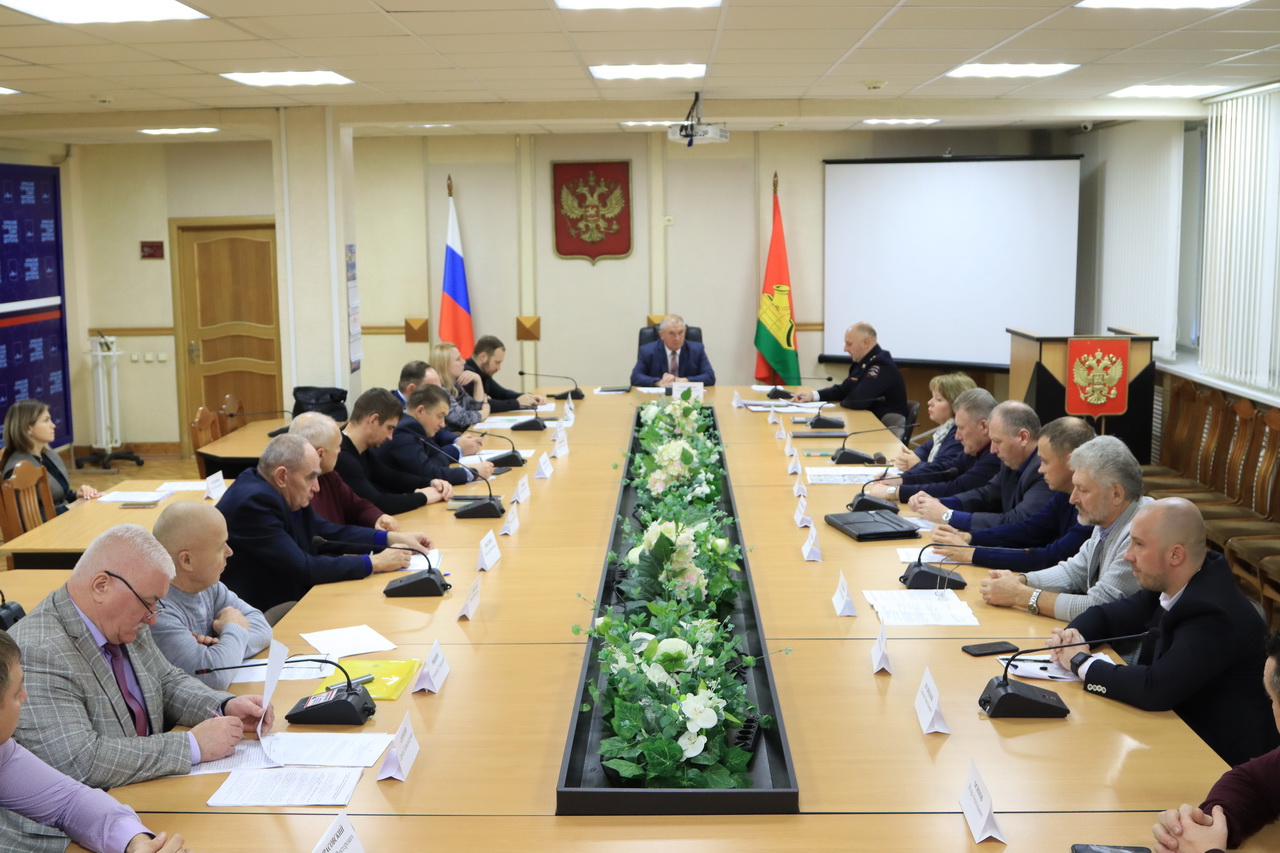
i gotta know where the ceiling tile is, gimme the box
[69,19,254,44]
[496,89,599,100]
[0,66,82,80]
[379,0,547,10]
[370,79,493,91]
[420,32,572,53]
[1190,10,1280,31]
[389,10,561,34]
[181,58,353,73]
[1097,49,1251,64]
[139,40,298,60]
[342,67,473,83]
[880,7,1055,29]
[449,51,578,68]
[0,44,158,64]
[826,62,956,77]
[466,65,586,80]
[100,73,235,89]
[1144,32,1280,51]
[857,29,1019,50]
[716,29,860,50]
[559,8,720,32]
[711,63,833,78]
[1001,29,1163,50]
[180,93,306,106]
[980,48,1120,64]
[191,0,380,14]
[314,53,453,70]
[273,36,432,56]
[230,14,405,40]
[577,50,710,65]
[1036,9,1223,31]
[55,60,206,77]
[570,30,715,51]
[843,48,982,65]
[724,7,886,30]
[0,25,108,47]
[714,48,848,64]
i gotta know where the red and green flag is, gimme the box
[754,174,800,384]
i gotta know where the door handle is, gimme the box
[188,340,200,363]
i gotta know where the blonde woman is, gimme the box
[1,399,99,514]
[892,372,975,473]
[428,342,489,432]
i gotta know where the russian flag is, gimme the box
[439,195,475,358]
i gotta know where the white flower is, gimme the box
[712,538,729,555]
[655,637,694,668]
[641,662,677,689]
[625,546,642,565]
[677,730,707,759]
[680,692,719,731]
[628,631,656,649]
[608,650,636,674]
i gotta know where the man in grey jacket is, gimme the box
[151,502,272,690]
[4,524,272,852]
[978,435,1149,631]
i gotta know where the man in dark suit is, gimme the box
[1048,497,1279,768]
[338,387,452,515]
[219,434,429,614]
[630,314,715,387]
[375,385,493,489]
[911,400,1053,531]
[792,322,907,421]
[466,334,547,413]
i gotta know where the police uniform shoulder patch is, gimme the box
[866,365,881,379]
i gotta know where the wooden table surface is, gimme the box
[23,388,1273,853]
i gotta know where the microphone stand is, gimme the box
[467,429,525,467]
[808,402,844,430]
[978,632,1149,718]
[195,657,377,725]
[517,370,583,400]
[831,423,915,465]
[309,537,452,597]
[898,542,967,590]
[766,375,832,399]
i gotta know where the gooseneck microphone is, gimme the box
[832,423,916,465]
[467,429,525,467]
[415,434,506,518]
[767,375,833,399]
[309,537,452,596]
[808,402,844,430]
[517,370,583,400]
[848,472,899,514]
[899,542,968,590]
[195,658,377,725]
[978,632,1150,719]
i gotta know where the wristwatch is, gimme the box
[1069,651,1092,677]
[941,509,954,523]
[886,485,898,498]
[1026,588,1042,615]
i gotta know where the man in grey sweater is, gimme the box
[978,435,1150,630]
[151,502,272,690]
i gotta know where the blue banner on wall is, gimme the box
[0,164,72,450]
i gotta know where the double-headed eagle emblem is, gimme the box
[1072,349,1124,406]
[559,170,624,243]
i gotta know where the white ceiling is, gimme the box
[0,0,1275,141]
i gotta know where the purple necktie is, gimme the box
[103,642,148,737]
[669,350,678,375]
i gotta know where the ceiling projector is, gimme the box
[668,123,729,144]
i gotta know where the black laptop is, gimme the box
[824,510,920,542]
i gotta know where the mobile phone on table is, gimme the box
[1070,845,1152,853]
[962,641,1019,657]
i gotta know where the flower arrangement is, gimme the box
[572,392,771,789]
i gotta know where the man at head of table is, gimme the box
[790,322,908,423]
[1,524,273,851]
[630,314,716,388]
[219,434,429,617]
[1046,497,1279,769]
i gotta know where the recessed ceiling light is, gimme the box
[590,64,706,80]
[221,71,355,87]
[1109,84,1226,97]
[413,124,453,128]
[138,127,218,135]
[1076,0,1247,8]
[0,87,18,95]
[557,0,720,8]
[620,120,679,126]
[862,119,940,125]
[947,63,1078,79]
[0,0,205,23]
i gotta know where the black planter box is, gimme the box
[555,409,799,815]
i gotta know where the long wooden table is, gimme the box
[39,389,1277,852]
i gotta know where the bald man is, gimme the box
[151,503,271,690]
[792,322,908,422]
[1047,498,1279,767]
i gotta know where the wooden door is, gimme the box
[171,218,282,456]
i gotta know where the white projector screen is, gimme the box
[823,157,1080,367]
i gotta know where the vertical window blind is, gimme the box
[1200,90,1280,393]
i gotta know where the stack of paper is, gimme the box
[806,467,892,485]
[861,589,978,626]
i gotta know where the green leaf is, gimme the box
[603,758,646,779]
[723,745,752,773]
[641,738,684,777]
[613,698,645,738]
[680,388,692,401]
[580,702,591,713]
[681,447,695,466]
[570,624,582,635]
[700,764,734,789]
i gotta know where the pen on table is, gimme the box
[804,451,831,457]
[324,673,375,691]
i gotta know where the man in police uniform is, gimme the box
[792,322,909,422]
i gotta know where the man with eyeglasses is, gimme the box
[1,524,273,852]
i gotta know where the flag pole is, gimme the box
[773,171,778,194]
[447,174,453,197]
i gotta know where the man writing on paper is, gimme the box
[1151,630,1280,853]
[1047,498,1279,767]
[928,417,1096,573]
[338,387,452,515]
[0,629,188,853]
[865,388,1002,503]
[219,434,428,615]
[910,400,1052,531]
[150,503,272,690]
[2,525,273,851]
[376,385,493,488]
[631,314,716,388]
[467,335,547,412]
[791,322,908,423]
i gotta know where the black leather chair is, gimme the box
[637,324,702,355]
[881,400,920,445]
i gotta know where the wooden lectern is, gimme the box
[1007,326,1157,464]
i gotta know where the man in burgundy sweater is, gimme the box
[1152,629,1280,852]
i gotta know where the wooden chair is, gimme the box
[1150,398,1256,504]
[217,393,245,436]
[189,407,222,478]
[1143,389,1230,493]
[0,462,56,543]
[1202,407,1280,546]
[1257,554,1280,625]
[1143,378,1197,477]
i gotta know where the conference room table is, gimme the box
[34,388,1276,852]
